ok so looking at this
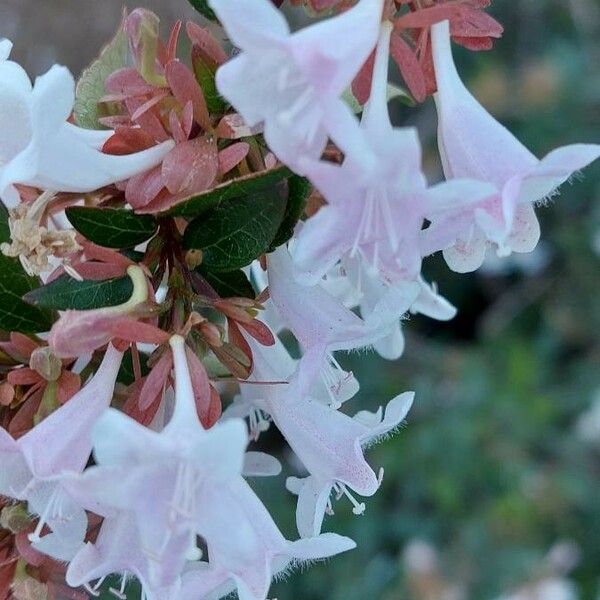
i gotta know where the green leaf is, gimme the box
[0,203,10,245]
[197,267,255,299]
[187,0,218,21]
[118,348,150,385]
[184,190,287,272]
[24,275,133,311]
[0,206,53,333]
[74,18,129,129]
[66,207,158,249]
[192,51,227,115]
[269,175,312,250]
[167,165,292,218]
[0,256,53,333]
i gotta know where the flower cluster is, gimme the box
[0,1,598,599]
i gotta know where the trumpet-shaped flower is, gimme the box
[66,512,185,600]
[339,258,456,360]
[208,0,384,172]
[429,20,600,272]
[226,320,359,441]
[0,40,173,207]
[0,345,123,561]
[62,336,249,590]
[233,327,414,538]
[281,389,414,537]
[268,247,379,398]
[180,478,356,600]
[293,23,497,284]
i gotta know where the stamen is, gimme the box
[93,577,107,592]
[84,584,101,597]
[320,354,355,408]
[332,483,366,516]
[249,408,271,441]
[28,487,66,543]
[109,574,128,599]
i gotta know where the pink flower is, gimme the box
[293,22,496,284]
[180,478,356,600]
[428,20,600,272]
[209,0,385,172]
[62,336,249,594]
[337,258,456,360]
[0,345,123,561]
[66,512,185,600]
[267,247,382,398]
[231,326,414,538]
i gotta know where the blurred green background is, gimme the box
[2,0,599,598]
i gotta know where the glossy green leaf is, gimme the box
[0,256,53,333]
[0,202,10,245]
[269,175,312,250]
[187,0,218,22]
[24,275,133,311]
[197,267,255,299]
[0,206,53,333]
[66,207,158,249]
[192,51,227,115]
[184,190,286,272]
[167,165,292,218]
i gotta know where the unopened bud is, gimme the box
[29,347,62,382]
[0,504,32,534]
[199,321,223,347]
[0,382,15,406]
[214,300,253,324]
[186,249,203,270]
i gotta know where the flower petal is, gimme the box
[208,0,290,48]
[519,143,600,203]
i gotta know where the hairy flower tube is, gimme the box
[428,20,600,272]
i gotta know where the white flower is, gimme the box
[209,0,384,173]
[0,40,173,207]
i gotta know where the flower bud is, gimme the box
[0,504,32,533]
[0,381,15,406]
[29,347,62,382]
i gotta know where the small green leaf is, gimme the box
[0,256,53,333]
[0,203,53,332]
[118,348,150,385]
[187,0,218,21]
[192,50,226,115]
[66,207,158,249]
[269,175,312,250]
[0,203,10,245]
[184,190,287,272]
[342,88,363,114]
[74,18,129,130]
[24,275,133,311]
[197,267,255,299]
[167,165,292,218]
